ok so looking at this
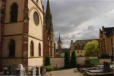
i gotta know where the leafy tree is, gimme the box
[64,51,70,68]
[70,51,76,68]
[45,56,50,66]
[84,40,99,57]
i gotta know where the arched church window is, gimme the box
[30,41,34,56]
[9,39,15,57]
[38,43,41,56]
[10,3,18,22]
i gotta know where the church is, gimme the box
[0,0,55,73]
[99,26,114,60]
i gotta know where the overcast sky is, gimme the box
[42,0,114,48]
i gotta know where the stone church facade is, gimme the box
[0,0,44,71]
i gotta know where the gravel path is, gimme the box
[46,68,84,76]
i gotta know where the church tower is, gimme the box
[57,35,62,51]
[0,0,44,71]
[43,0,55,59]
[70,40,74,55]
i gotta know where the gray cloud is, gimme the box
[43,0,114,48]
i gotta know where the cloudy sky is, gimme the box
[42,0,114,48]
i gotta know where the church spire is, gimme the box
[45,0,53,33]
[46,0,51,16]
[58,34,62,43]
[57,34,62,50]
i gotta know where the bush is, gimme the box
[85,60,95,67]
[64,51,70,68]
[44,66,54,71]
[90,58,99,66]
[45,56,50,66]
[70,51,76,68]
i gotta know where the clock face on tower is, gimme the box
[33,11,39,25]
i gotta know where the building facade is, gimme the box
[43,0,55,60]
[99,26,114,60]
[0,0,44,71]
[70,39,99,57]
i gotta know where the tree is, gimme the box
[70,51,76,68]
[64,51,70,68]
[45,56,50,66]
[84,40,99,57]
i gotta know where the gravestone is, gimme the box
[32,66,36,76]
[16,64,25,76]
[10,64,17,75]
[3,66,8,75]
[41,67,46,76]
[104,62,111,72]
[36,67,41,76]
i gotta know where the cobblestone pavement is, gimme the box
[46,68,84,76]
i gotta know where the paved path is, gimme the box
[46,68,84,76]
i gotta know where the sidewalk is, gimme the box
[46,68,84,76]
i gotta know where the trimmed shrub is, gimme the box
[64,51,70,68]
[70,51,76,68]
[45,56,50,66]
[44,66,54,71]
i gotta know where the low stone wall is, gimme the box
[51,58,64,68]
[99,59,111,64]
[76,57,86,65]
[50,57,99,68]
[77,57,98,65]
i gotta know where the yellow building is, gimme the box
[70,39,98,57]
[0,0,44,71]
[99,26,114,60]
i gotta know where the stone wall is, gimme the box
[76,57,86,65]
[28,57,43,67]
[50,57,98,68]
[99,59,111,64]
[51,58,64,68]
[77,57,98,65]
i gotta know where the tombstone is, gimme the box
[16,64,25,76]
[104,62,111,72]
[3,66,8,75]
[32,66,37,76]
[41,67,46,76]
[36,67,41,76]
[10,64,17,75]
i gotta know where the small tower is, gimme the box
[57,35,62,51]
[70,40,74,51]
[70,40,74,55]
